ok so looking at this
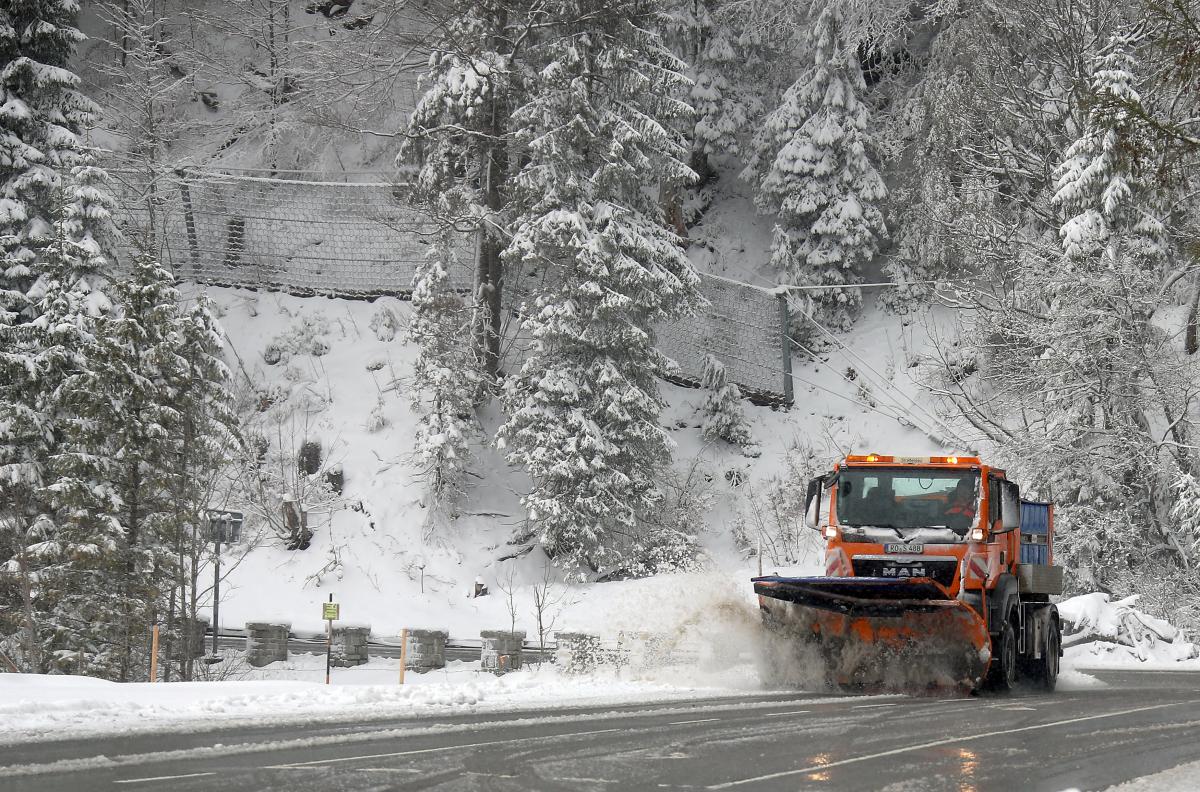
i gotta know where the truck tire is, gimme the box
[1035,619,1060,692]
[985,618,1018,692]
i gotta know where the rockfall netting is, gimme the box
[113,168,792,404]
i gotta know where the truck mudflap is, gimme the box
[754,576,991,690]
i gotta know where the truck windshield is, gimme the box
[834,468,980,537]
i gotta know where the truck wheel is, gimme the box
[1036,620,1060,692]
[986,619,1018,692]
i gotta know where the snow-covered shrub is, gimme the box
[298,440,322,475]
[365,398,388,433]
[407,235,481,508]
[741,437,826,566]
[263,343,284,366]
[264,313,332,364]
[369,306,400,342]
[237,395,344,553]
[1170,473,1200,560]
[699,354,754,448]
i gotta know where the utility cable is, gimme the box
[787,335,947,440]
[788,312,973,448]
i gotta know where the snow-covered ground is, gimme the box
[1102,759,1200,791]
[0,650,1113,746]
[1060,593,1200,670]
[0,659,767,746]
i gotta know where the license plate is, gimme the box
[885,543,923,554]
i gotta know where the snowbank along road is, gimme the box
[3,669,1200,791]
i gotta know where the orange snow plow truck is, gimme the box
[754,454,1064,693]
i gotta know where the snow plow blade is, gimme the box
[754,576,990,690]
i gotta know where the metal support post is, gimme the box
[211,539,221,657]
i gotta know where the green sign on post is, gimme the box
[323,602,339,621]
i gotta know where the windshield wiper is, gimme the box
[845,523,907,536]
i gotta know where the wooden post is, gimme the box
[149,625,160,683]
[398,628,408,685]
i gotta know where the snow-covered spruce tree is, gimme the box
[699,354,753,447]
[662,0,761,182]
[744,4,886,337]
[0,236,112,674]
[408,234,482,509]
[159,291,238,681]
[403,0,519,383]
[498,0,701,576]
[51,255,191,680]
[0,0,111,315]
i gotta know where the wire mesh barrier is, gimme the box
[112,168,792,404]
[658,273,792,405]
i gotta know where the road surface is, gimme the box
[3,669,1199,791]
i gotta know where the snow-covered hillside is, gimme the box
[205,273,959,640]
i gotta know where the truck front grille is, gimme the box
[852,558,957,588]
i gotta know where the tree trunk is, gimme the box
[1185,277,1200,355]
[19,549,39,673]
[476,5,510,385]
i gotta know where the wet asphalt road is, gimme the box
[3,669,1200,792]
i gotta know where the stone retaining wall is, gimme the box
[405,628,447,672]
[332,626,371,667]
[480,630,525,674]
[245,622,290,667]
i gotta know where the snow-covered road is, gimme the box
[4,669,1200,791]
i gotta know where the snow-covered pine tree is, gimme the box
[403,0,519,382]
[408,234,482,508]
[743,4,886,337]
[497,0,701,575]
[699,354,753,447]
[0,0,109,317]
[1053,41,1167,266]
[1043,37,1190,588]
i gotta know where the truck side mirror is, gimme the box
[999,481,1021,532]
[805,476,824,530]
